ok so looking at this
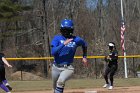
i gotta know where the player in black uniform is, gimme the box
[0,53,12,93]
[103,42,118,90]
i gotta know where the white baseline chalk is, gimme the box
[85,91,97,93]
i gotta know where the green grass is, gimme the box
[3,78,140,92]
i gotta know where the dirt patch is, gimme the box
[14,86,140,93]
[11,71,44,80]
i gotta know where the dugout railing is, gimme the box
[6,55,140,80]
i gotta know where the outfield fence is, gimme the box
[6,55,140,80]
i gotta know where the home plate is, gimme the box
[85,91,97,93]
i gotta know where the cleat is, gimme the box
[108,86,113,90]
[103,84,109,88]
[6,85,12,91]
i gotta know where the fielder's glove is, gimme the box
[104,56,112,62]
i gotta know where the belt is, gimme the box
[54,64,70,68]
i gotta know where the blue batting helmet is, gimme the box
[60,19,74,38]
[60,19,74,29]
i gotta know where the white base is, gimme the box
[85,91,97,93]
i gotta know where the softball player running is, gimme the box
[51,19,88,93]
[103,42,118,90]
[0,53,12,93]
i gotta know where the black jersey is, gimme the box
[108,50,118,66]
[0,53,5,66]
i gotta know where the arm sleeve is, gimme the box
[82,46,87,58]
[77,38,87,58]
[51,37,65,56]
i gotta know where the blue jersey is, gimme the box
[51,35,87,65]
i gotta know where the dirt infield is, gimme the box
[14,86,140,93]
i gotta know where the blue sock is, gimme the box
[0,83,9,92]
[55,87,64,93]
